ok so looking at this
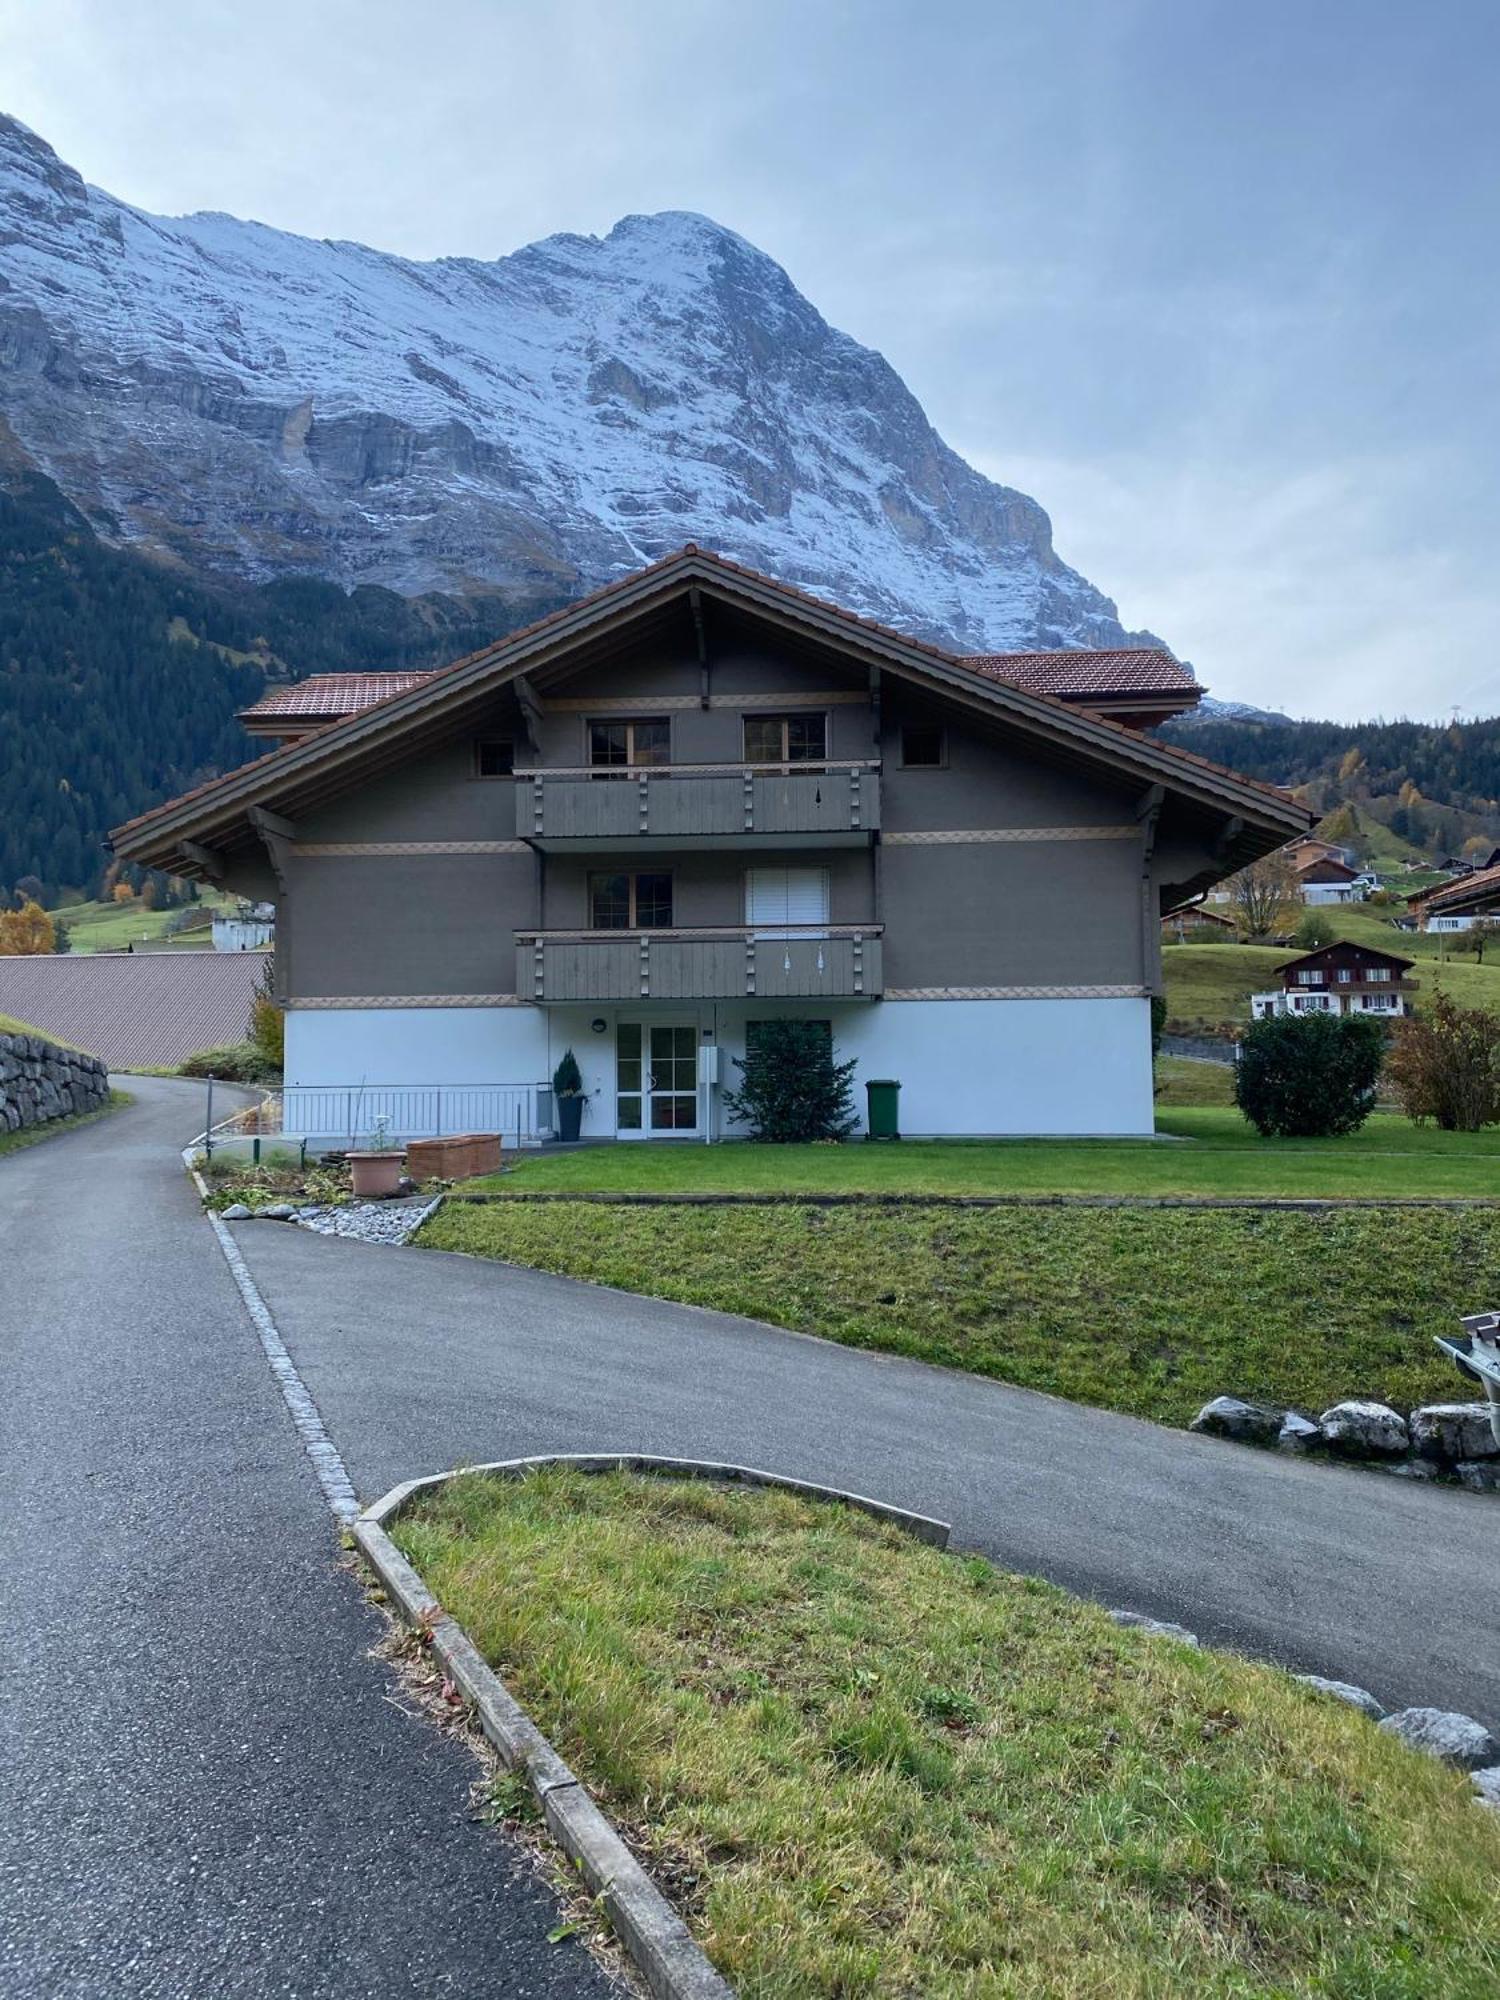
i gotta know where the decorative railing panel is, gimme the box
[515,927,883,1002]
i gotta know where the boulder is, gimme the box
[1318,1401,1409,1457]
[1472,1767,1500,1812]
[1453,1461,1500,1494]
[258,1203,298,1220]
[1294,1674,1384,1720]
[1377,1707,1498,1770]
[1410,1403,1500,1463]
[1190,1396,1284,1446]
[1278,1411,1321,1452]
[1109,1610,1199,1646]
[220,1203,252,1220]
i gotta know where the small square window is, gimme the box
[476,738,514,777]
[901,725,944,768]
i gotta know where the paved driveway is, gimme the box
[235,1187,1500,1733]
[0,1078,611,1999]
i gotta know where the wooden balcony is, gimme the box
[514,763,880,848]
[515,926,884,1003]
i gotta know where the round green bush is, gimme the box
[1234,1013,1385,1138]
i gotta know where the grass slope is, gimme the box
[0,1089,130,1160]
[1164,903,1500,1035]
[419,1201,1485,1424]
[47,892,232,954]
[396,1468,1500,1998]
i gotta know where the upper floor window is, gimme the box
[475,738,514,778]
[743,712,826,765]
[1295,970,1323,985]
[589,871,673,930]
[589,717,670,770]
[1336,968,1353,983]
[900,725,945,768]
[1367,966,1392,981]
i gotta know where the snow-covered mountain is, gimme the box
[0,113,1165,654]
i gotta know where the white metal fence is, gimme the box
[198,1080,553,1157]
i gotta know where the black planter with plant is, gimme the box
[553,1048,586,1141]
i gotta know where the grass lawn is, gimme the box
[0,1089,130,1160]
[1154,1055,1235,1108]
[419,1200,1489,1424]
[461,1109,1500,1199]
[394,1467,1500,1998]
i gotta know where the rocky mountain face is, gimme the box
[0,113,1164,655]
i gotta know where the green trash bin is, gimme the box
[866,1077,901,1141]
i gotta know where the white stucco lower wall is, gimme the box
[285,1006,552,1088]
[285,995,1156,1139]
[714,996,1154,1137]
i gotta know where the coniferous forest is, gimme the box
[0,466,566,906]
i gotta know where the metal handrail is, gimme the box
[514,923,884,943]
[514,759,881,778]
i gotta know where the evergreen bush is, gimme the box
[723,1020,858,1142]
[1234,1013,1385,1138]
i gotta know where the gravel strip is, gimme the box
[294,1196,441,1245]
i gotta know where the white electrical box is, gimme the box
[698,1044,720,1086]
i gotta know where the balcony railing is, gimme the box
[514,762,880,844]
[515,925,883,1003]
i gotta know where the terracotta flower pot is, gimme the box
[348,1149,405,1199]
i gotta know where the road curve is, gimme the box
[0,1077,611,2000]
[235,1169,1500,1732]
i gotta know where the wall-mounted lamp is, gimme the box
[590,1017,607,1034]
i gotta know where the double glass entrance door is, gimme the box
[616,1022,698,1135]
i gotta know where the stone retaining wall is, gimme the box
[0,1030,109,1134]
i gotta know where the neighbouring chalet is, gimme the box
[1293,849,1367,905]
[1408,861,1500,934]
[1161,901,1238,943]
[111,549,1308,1142]
[1250,941,1417,1022]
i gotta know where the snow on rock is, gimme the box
[0,113,1167,655]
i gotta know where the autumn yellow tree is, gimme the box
[112,880,135,905]
[0,900,57,955]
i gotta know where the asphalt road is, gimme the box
[0,1078,613,2000]
[235,1167,1500,1734]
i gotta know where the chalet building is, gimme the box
[111,550,1306,1141]
[1161,902,1238,942]
[1250,941,1417,1021]
[1293,850,1366,906]
[1408,861,1500,934]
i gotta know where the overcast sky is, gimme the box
[2,0,1495,721]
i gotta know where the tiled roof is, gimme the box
[962,648,1199,699]
[241,672,438,721]
[0,951,269,1069]
[114,545,1307,844]
[1423,860,1500,912]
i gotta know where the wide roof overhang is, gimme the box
[111,547,1311,879]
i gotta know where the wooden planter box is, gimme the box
[405,1133,502,1181]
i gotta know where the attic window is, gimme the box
[476,738,515,778]
[900,725,945,768]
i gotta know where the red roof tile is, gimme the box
[241,672,439,721]
[962,648,1200,700]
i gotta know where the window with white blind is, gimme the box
[744,867,831,937]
